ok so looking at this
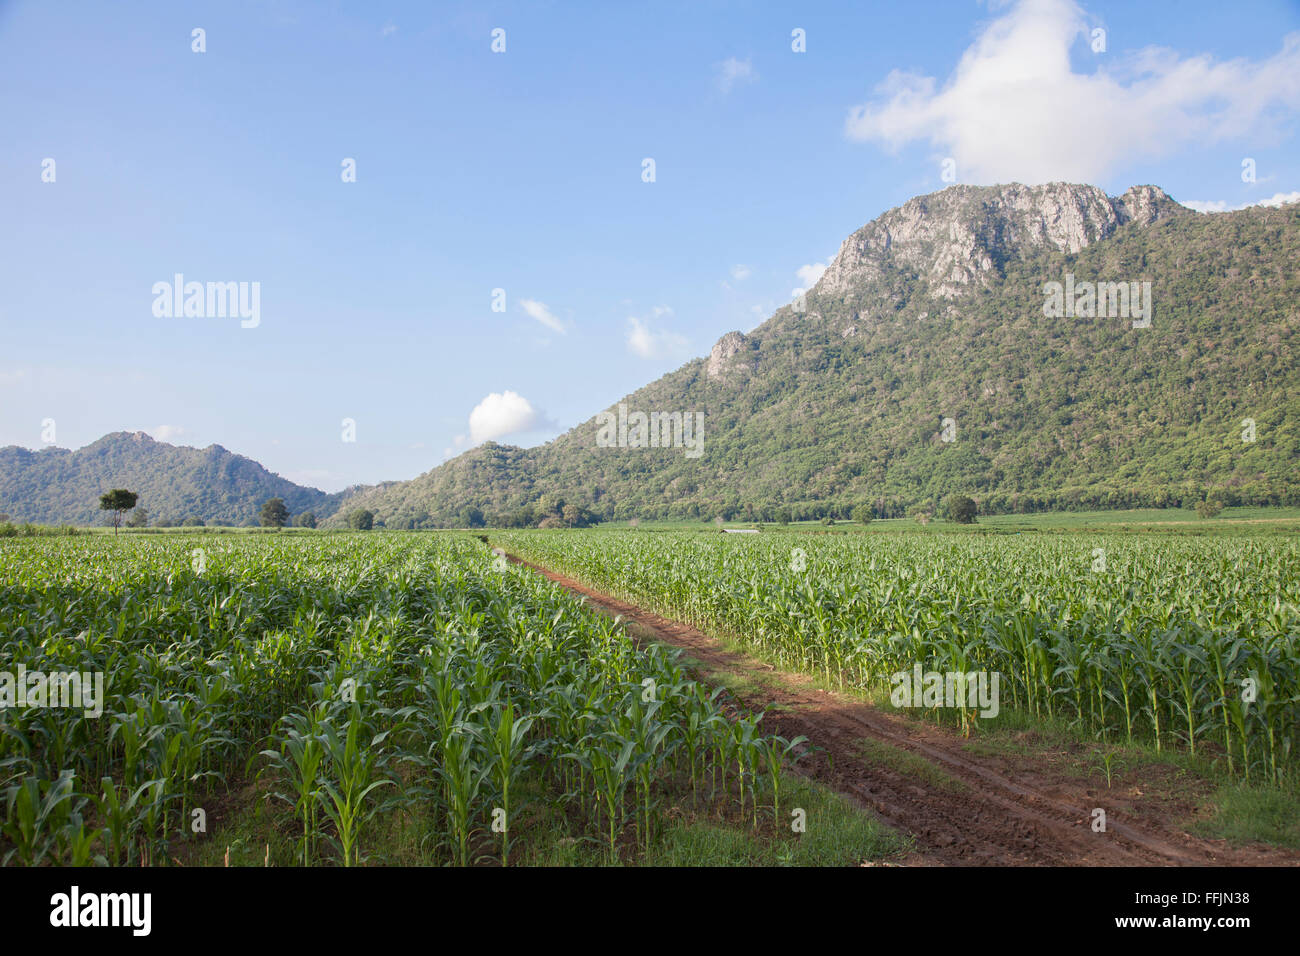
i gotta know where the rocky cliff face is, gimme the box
[706,330,749,381]
[818,182,1185,300]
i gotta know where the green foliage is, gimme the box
[1196,499,1224,519]
[0,534,806,866]
[98,489,137,534]
[498,528,1300,783]
[0,432,343,526]
[260,498,289,528]
[851,504,873,525]
[944,495,977,524]
[293,512,316,529]
[346,509,374,531]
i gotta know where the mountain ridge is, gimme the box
[0,431,354,526]
[5,181,1296,527]
[323,180,1298,526]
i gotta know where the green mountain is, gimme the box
[0,431,348,526]
[325,182,1299,527]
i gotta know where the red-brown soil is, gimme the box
[508,554,1300,867]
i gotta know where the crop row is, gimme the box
[0,534,801,865]
[494,530,1300,783]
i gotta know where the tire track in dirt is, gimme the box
[505,553,1299,867]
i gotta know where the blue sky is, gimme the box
[3,0,1298,491]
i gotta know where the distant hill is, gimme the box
[324,182,1299,526]
[0,431,350,526]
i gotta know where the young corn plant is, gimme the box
[314,708,394,867]
[435,723,491,867]
[259,704,328,865]
[484,702,537,866]
[2,772,78,866]
[758,734,807,826]
[92,775,160,867]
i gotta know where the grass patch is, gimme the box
[857,739,968,793]
[1192,783,1300,849]
[633,777,904,866]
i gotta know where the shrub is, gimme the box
[943,495,977,524]
[1196,499,1224,519]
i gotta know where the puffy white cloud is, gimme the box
[796,263,828,288]
[716,56,757,94]
[1256,191,1300,207]
[1182,190,1300,213]
[152,424,186,442]
[844,0,1300,184]
[519,298,567,335]
[468,390,544,444]
[626,308,687,359]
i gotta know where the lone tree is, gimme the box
[561,503,594,528]
[851,504,873,526]
[294,512,317,528]
[99,489,138,535]
[347,508,374,531]
[260,497,290,528]
[943,494,978,524]
[1195,498,1224,519]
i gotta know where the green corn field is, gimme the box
[495,529,1300,785]
[0,534,806,866]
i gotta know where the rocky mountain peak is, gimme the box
[707,331,748,380]
[817,182,1186,301]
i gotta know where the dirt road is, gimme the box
[508,553,1298,867]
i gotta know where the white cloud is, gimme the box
[716,56,757,94]
[380,23,397,38]
[282,468,341,490]
[796,263,828,288]
[626,308,687,359]
[152,424,186,442]
[468,390,544,444]
[1182,190,1300,213]
[1257,191,1300,207]
[844,0,1300,184]
[730,264,752,281]
[442,434,469,458]
[519,299,567,335]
